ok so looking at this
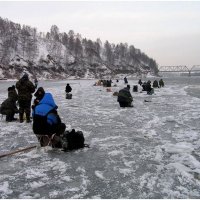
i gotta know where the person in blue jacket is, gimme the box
[32,92,66,146]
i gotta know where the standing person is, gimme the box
[138,79,142,86]
[146,80,154,95]
[16,73,35,123]
[65,83,72,93]
[124,76,128,84]
[153,80,159,88]
[0,86,19,122]
[159,79,165,87]
[117,85,133,107]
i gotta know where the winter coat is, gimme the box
[16,77,35,101]
[117,87,133,103]
[146,82,152,92]
[124,77,128,84]
[138,79,142,85]
[153,80,159,88]
[65,85,72,93]
[32,93,62,135]
[0,90,19,115]
[159,79,164,87]
[32,87,45,108]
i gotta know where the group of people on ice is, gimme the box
[0,74,164,149]
[0,74,85,150]
[93,76,165,108]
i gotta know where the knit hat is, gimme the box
[22,73,28,79]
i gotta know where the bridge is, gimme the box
[159,65,200,76]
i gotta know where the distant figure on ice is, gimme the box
[117,85,133,107]
[34,78,38,89]
[0,86,19,122]
[133,85,138,92]
[106,80,112,87]
[32,92,66,147]
[138,79,142,86]
[146,80,154,95]
[159,79,165,87]
[16,73,35,123]
[142,82,147,91]
[65,83,72,99]
[153,80,159,88]
[124,77,128,84]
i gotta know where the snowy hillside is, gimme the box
[0,17,159,79]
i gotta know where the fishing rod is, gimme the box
[0,145,37,159]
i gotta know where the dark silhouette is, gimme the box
[0,86,19,122]
[124,77,128,84]
[65,83,72,93]
[117,85,133,107]
[16,73,35,123]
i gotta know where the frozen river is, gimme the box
[0,76,200,198]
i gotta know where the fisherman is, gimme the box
[32,92,66,147]
[117,85,133,107]
[153,80,159,88]
[0,86,19,122]
[65,83,72,93]
[146,80,154,95]
[124,76,128,84]
[16,73,35,123]
[142,82,147,91]
[138,79,142,86]
[159,79,165,87]
[32,87,45,109]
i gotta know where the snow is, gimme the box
[0,76,200,198]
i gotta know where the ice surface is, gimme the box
[0,77,200,198]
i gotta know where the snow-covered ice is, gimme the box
[0,76,200,198]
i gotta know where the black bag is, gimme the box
[62,129,86,150]
[66,93,72,99]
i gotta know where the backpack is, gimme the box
[61,129,88,151]
[66,93,72,99]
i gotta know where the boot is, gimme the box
[26,113,31,123]
[6,115,12,122]
[19,113,24,123]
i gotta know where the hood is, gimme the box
[39,93,58,109]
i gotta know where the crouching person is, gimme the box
[0,86,19,122]
[117,85,133,107]
[32,92,66,147]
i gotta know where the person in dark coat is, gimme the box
[142,82,147,91]
[16,73,36,123]
[32,92,66,147]
[117,85,133,107]
[0,86,19,122]
[146,81,154,95]
[138,79,142,86]
[32,87,45,109]
[65,83,72,93]
[153,80,159,88]
[124,77,128,84]
[159,79,165,87]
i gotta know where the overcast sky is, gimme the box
[0,1,200,67]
